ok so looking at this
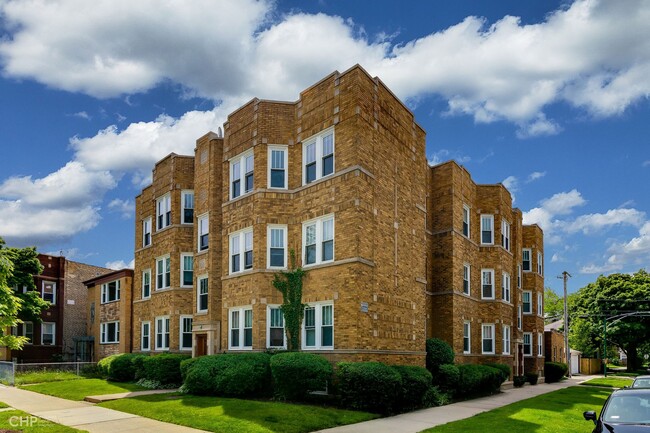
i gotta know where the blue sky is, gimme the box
[1,0,648,295]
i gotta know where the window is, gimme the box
[268,146,288,189]
[537,292,543,316]
[462,205,470,238]
[463,321,471,354]
[230,228,253,274]
[481,269,494,299]
[267,306,285,348]
[143,217,152,247]
[182,191,194,224]
[229,307,253,349]
[141,322,151,351]
[24,322,33,344]
[503,325,511,355]
[303,302,334,350]
[181,253,193,287]
[231,151,254,199]
[156,194,171,230]
[198,214,209,251]
[267,225,287,268]
[142,270,151,299]
[42,281,56,304]
[155,316,170,350]
[303,128,335,185]
[180,316,193,351]
[101,280,120,304]
[522,248,532,271]
[518,305,522,330]
[523,291,532,314]
[156,256,171,290]
[303,215,334,266]
[41,322,55,345]
[537,251,543,275]
[482,324,495,354]
[463,263,470,295]
[517,264,522,288]
[197,276,208,312]
[502,272,511,303]
[100,321,119,344]
[501,220,510,251]
[523,332,532,356]
[538,333,543,357]
[480,214,494,244]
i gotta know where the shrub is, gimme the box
[485,363,511,382]
[513,375,526,387]
[337,362,402,414]
[426,338,455,374]
[544,362,568,383]
[183,353,272,397]
[456,364,503,396]
[392,365,432,412]
[180,357,200,381]
[80,364,103,379]
[526,372,539,385]
[139,353,190,385]
[435,364,460,392]
[270,352,333,401]
[98,353,147,382]
[422,386,451,407]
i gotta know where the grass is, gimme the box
[22,378,147,401]
[15,370,83,385]
[422,386,612,433]
[580,377,633,388]
[0,404,86,432]
[99,393,378,433]
[0,401,9,408]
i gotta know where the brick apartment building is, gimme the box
[132,65,545,375]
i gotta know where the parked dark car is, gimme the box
[632,376,650,389]
[584,388,650,432]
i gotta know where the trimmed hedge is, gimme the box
[485,363,511,382]
[270,352,333,401]
[526,372,539,385]
[426,338,455,374]
[98,353,147,382]
[456,364,504,396]
[139,353,190,385]
[392,365,432,412]
[180,357,200,381]
[435,364,460,392]
[337,362,402,414]
[513,375,526,387]
[183,353,272,397]
[544,362,568,383]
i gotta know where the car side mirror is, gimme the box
[583,411,597,424]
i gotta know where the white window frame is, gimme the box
[463,321,471,354]
[537,251,543,275]
[229,228,253,274]
[502,272,511,303]
[302,302,334,350]
[101,280,121,304]
[302,214,335,267]
[523,332,533,356]
[142,269,151,299]
[267,225,287,269]
[100,321,120,344]
[517,264,522,288]
[302,127,335,185]
[181,190,194,225]
[463,263,470,295]
[180,253,193,288]
[155,316,170,351]
[24,322,33,344]
[180,315,193,351]
[481,323,495,355]
[480,214,494,245]
[42,281,56,305]
[229,306,253,350]
[141,321,151,351]
[268,145,288,190]
[41,322,55,346]
[503,325,511,355]
[538,332,544,357]
[267,305,286,349]
[481,269,495,300]
[156,255,171,290]
[198,213,209,251]
[537,292,543,316]
[197,275,208,313]
[523,291,532,314]
[230,150,254,200]
[518,305,523,330]
[501,219,510,251]
[156,193,171,230]
[522,248,532,272]
[142,217,152,247]
[462,204,470,238]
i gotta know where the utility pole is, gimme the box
[558,271,572,377]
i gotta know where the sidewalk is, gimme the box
[0,385,208,433]
[317,375,600,433]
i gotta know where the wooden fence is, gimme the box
[580,358,602,375]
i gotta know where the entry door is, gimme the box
[196,334,207,357]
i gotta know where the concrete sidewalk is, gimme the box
[317,375,600,433]
[0,385,207,433]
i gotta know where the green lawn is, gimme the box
[0,403,86,432]
[15,370,83,385]
[580,377,633,388]
[99,393,378,433]
[23,378,147,401]
[422,386,611,433]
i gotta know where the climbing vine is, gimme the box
[272,249,307,351]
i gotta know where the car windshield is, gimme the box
[633,379,650,388]
[603,394,650,423]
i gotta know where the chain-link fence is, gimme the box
[15,361,97,377]
[0,361,15,386]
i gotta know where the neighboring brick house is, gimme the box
[545,319,567,364]
[131,65,545,374]
[84,269,134,361]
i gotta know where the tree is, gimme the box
[272,250,306,351]
[570,270,650,371]
[544,287,563,323]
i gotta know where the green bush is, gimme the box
[456,364,504,396]
[98,353,147,382]
[337,362,402,414]
[435,364,460,392]
[485,363,511,382]
[139,353,190,385]
[426,338,455,374]
[526,372,539,385]
[422,386,451,407]
[180,357,200,381]
[513,375,526,387]
[183,353,272,397]
[392,365,432,412]
[544,362,568,383]
[270,352,333,401]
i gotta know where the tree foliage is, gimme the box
[570,270,650,371]
[272,250,306,351]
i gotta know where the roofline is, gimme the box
[83,268,134,286]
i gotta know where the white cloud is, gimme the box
[72,111,91,120]
[108,198,134,219]
[105,258,134,270]
[563,208,646,235]
[516,114,562,139]
[501,175,518,203]
[527,171,546,182]
[582,222,650,274]
[523,189,586,243]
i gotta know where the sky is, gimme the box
[0,0,648,295]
